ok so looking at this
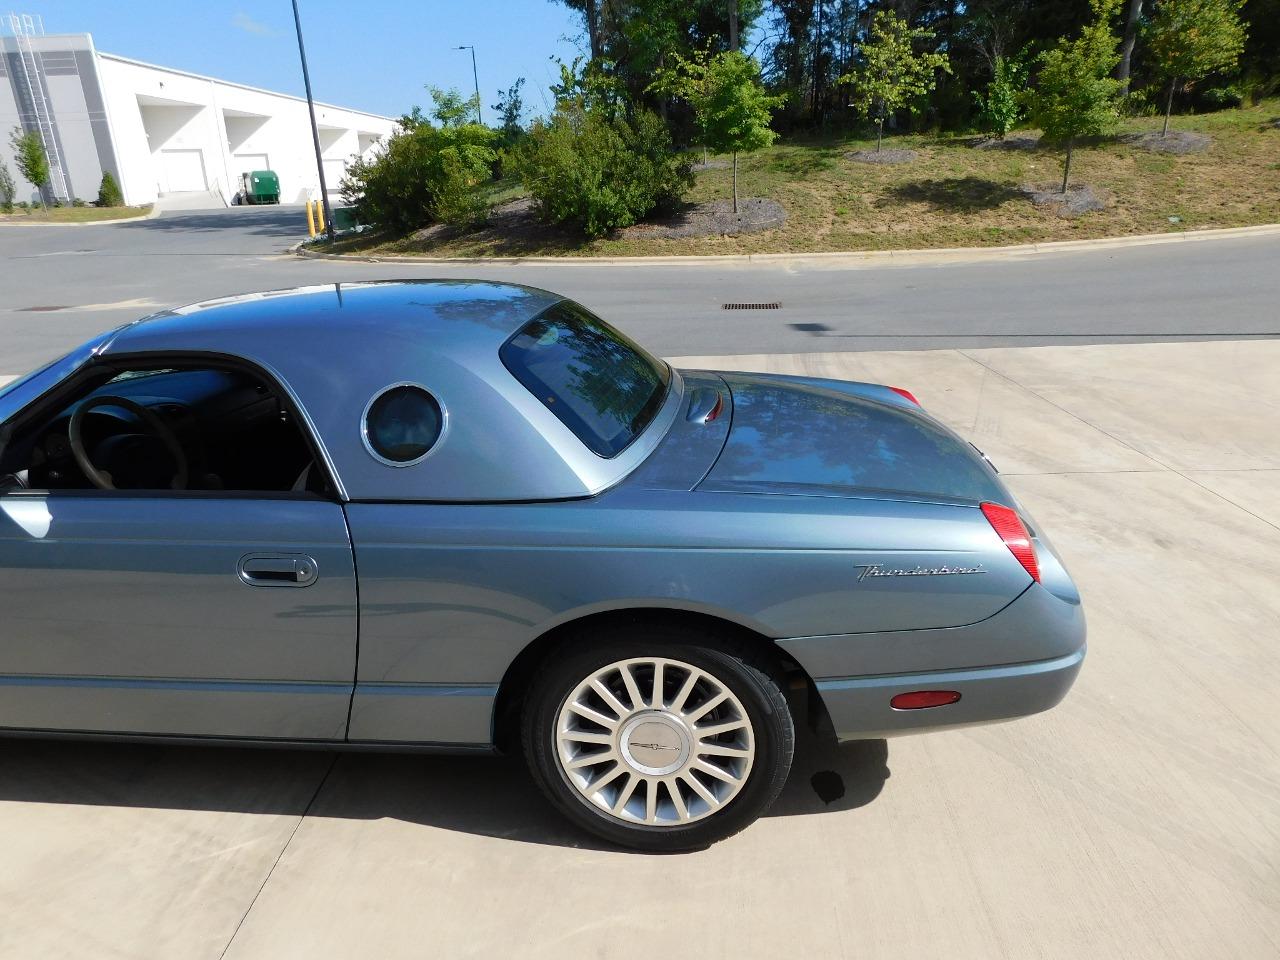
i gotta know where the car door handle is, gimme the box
[238,553,319,587]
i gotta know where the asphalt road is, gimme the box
[2,205,1279,374]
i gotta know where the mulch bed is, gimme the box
[1020,183,1109,217]
[971,134,1041,152]
[846,148,918,164]
[616,198,786,239]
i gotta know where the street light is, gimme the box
[454,45,482,125]
[292,0,334,243]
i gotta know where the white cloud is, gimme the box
[231,12,275,36]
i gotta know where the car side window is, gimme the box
[0,361,332,496]
[361,383,444,467]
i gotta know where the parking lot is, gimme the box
[2,334,1276,959]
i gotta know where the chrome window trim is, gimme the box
[360,382,448,469]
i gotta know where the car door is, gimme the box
[0,493,358,741]
[0,358,358,742]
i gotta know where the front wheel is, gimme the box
[522,628,795,851]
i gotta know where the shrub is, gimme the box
[0,161,14,212]
[515,103,692,238]
[71,197,86,207]
[974,56,1026,136]
[1198,83,1245,108]
[340,120,496,232]
[96,171,123,207]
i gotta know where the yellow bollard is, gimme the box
[305,200,317,238]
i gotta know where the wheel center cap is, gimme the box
[619,713,690,776]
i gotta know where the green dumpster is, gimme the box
[332,206,360,231]
[238,170,280,205]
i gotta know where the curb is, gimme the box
[292,222,1280,268]
[0,204,159,227]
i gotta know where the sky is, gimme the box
[15,1,585,120]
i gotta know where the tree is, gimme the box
[554,0,764,118]
[492,78,527,140]
[838,12,951,153]
[1147,0,1248,135]
[1117,0,1144,93]
[426,86,482,129]
[974,54,1027,136]
[649,46,717,161]
[9,127,49,210]
[0,161,14,213]
[1025,0,1123,193]
[654,50,783,212]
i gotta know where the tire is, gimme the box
[521,624,795,852]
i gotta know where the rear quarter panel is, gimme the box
[344,489,1031,692]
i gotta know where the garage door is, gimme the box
[233,153,269,176]
[158,149,207,193]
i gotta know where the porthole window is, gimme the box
[361,383,444,467]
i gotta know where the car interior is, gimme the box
[0,362,332,496]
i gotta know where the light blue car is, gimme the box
[0,281,1084,850]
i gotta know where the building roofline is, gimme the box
[91,47,394,125]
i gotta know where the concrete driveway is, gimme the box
[1,338,1276,959]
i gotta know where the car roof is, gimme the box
[96,281,682,502]
[111,280,560,354]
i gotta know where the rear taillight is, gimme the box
[888,386,920,406]
[980,501,1040,583]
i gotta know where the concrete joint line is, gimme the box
[217,754,339,960]
[957,350,1280,534]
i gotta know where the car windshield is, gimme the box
[501,301,671,458]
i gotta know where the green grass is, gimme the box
[326,98,1280,259]
[0,205,151,223]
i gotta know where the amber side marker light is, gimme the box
[891,690,961,710]
[980,501,1041,583]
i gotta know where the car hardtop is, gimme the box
[87,281,685,504]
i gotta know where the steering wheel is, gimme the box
[68,395,190,491]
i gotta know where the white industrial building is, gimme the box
[0,20,396,207]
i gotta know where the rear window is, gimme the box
[500,301,671,458]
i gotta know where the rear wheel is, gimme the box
[522,626,794,851]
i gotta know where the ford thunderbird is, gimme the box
[0,281,1085,850]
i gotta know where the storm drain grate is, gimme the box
[722,302,781,310]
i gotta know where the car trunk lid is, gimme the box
[697,372,1010,505]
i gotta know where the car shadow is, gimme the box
[0,729,889,852]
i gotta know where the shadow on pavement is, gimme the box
[115,207,307,238]
[0,729,888,852]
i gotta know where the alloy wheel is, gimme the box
[554,656,755,826]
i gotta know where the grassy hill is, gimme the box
[326,99,1280,259]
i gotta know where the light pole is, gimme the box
[292,0,334,242]
[454,45,482,125]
